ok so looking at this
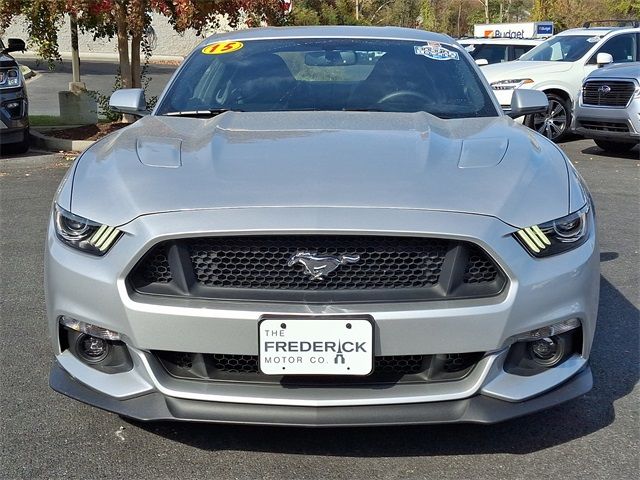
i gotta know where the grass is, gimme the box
[29,115,65,126]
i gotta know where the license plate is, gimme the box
[258,317,374,375]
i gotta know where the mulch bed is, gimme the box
[46,122,129,141]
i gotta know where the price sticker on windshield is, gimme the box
[202,41,244,55]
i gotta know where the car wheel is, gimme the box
[593,139,638,153]
[525,93,571,143]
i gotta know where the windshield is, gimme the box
[156,38,498,119]
[519,35,599,62]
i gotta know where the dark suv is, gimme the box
[1,38,29,153]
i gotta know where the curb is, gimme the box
[14,51,184,65]
[30,129,95,152]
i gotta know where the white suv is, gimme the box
[482,21,640,141]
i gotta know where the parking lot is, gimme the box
[0,138,637,479]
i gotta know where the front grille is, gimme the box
[129,235,506,303]
[154,351,484,385]
[577,120,630,133]
[582,80,636,107]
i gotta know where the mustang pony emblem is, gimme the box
[287,251,360,280]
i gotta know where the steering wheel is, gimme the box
[376,90,431,106]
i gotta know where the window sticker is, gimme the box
[586,36,602,43]
[202,41,244,55]
[414,42,459,61]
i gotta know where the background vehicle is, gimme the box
[0,37,29,153]
[482,21,640,141]
[459,38,542,65]
[573,62,640,153]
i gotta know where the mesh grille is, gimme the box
[582,80,635,107]
[130,235,505,302]
[374,355,424,374]
[212,354,259,373]
[154,351,483,384]
[186,235,448,290]
[463,248,499,284]
[137,245,172,284]
[443,353,479,372]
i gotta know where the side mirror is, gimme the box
[596,52,613,67]
[475,58,489,66]
[109,88,148,116]
[507,89,548,118]
[3,38,26,54]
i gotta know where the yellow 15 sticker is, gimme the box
[202,41,244,55]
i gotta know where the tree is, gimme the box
[0,0,287,89]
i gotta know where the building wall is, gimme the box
[2,12,240,59]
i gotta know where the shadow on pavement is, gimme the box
[580,144,640,160]
[131,274,638,456]
[0,147,55,159]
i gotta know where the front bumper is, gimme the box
[573,99,640,142]
[0,88,28,144]
[46,207,599,424]
[50,359,593,426]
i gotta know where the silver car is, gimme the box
[573,62,640,153]
[46,27,599,426]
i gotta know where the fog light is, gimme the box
[529,336,565,367]
[76,333,110,363]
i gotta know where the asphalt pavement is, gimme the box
[20,58,178,116]
[0,139,638,479]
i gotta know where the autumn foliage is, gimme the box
[0,0,286,88]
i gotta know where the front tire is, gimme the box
[525,93,571,143]
[593,139,638,154]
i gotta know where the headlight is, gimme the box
[490,78,534,90]
[514,203,590,257]
[0,68,22,88]
[53,204,122,255]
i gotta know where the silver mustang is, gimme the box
[46,26,599,426]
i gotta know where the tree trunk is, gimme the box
[131,33,142,89]
[70,13,81,84]
[114,4,134,122]
[115,6,132,89]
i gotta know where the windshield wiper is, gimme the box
[162,108,240,117]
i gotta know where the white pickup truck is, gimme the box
[482,21,640,141]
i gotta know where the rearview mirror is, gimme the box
[507,89,548,119]
[596,52,613,67]
[305,50,357,67]
[109,88,148,116]
[3,38,26,54]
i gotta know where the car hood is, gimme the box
[586,62,640,79]
[69,112,570,228]
[482,60,574,82]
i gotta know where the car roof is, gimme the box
[199,26,454,48]
[458,38,542,45]
[556,26,640,36]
